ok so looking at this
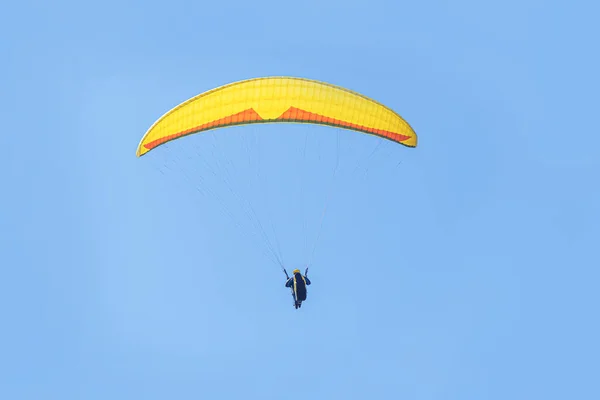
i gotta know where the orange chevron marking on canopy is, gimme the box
[144,108,262,150]
[276,107,412,143]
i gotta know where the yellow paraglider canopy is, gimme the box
[136,76,417,157]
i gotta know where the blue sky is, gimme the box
[2,0,599,398]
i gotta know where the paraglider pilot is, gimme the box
[285,268,311,309]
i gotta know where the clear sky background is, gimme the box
[2,0,599,399]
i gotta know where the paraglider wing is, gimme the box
[136,76,417,157]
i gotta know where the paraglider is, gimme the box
[136,76,418,310]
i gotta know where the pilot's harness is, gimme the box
[282,267,309,300]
